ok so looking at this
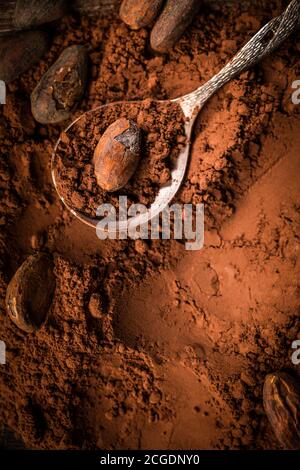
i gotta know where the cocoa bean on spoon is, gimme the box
[0,0,67,35]
[31,45,88,124]
[120,0,164,30]
[150,0,200,53]
[0,30,48,83]
[5,253,55,333]
[93,118,142,192]
[263,372,300,450]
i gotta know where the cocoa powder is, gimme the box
[0,0,300,451]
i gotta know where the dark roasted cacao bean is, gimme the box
[93,118,142,192]
[31,45,88,124]
[72,0,119,17]
[150,0,199,53]
[0,0,66,36]
[0,30,48,83]
[5,253,55,333]
[120,0,164,30]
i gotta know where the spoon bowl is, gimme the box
[51,98,192,234]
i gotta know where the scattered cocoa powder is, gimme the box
[0,0,300,451]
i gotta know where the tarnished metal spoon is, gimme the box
[52,0,300,234]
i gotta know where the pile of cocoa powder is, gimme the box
[1,0,300,451]
[55,100,185,215]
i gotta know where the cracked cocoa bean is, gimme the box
[31,45,88,124]
[120,0,164,30]
[263,372,300,450]
[5,253,55,333]
[150,0,199,53]
[93,118,141,192]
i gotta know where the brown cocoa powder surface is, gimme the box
[55,100,185,215]
[0,0,300,450]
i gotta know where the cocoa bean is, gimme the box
[150,0,199,53]
[93,118,141,192]
[72,0,118,17]
[0,31,48,83]
[263,372,300,450]
[14,0,66,28]
[5,253,55,333]
[120,0,164,30]
[31,45,88,124]
[0,0,67,36]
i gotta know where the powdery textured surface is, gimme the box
[0,0,300,450]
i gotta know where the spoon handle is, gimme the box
[180,0,300,116]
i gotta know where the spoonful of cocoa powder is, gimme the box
[51,0,300,234]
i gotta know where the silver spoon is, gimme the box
[52,0,300,234]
